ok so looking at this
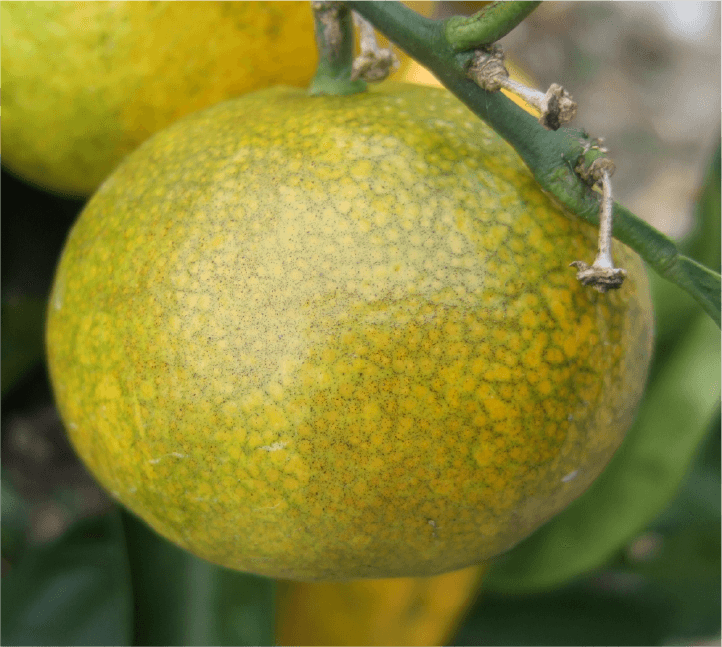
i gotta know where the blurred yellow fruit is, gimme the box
[276,564,486,646]
[1,1,317,196]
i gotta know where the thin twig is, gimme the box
[570,171,627,292]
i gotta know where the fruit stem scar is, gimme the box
[351,12,398,82]
[570,170,627,293]
[467,45,577,131]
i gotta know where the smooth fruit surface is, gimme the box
[1,1,316,196]
[46,83,654,581]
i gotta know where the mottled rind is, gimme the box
[46,83,654,581]
[1,1,316,196]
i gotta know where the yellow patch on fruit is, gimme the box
[1,1,316,196]
[46,83,653,581]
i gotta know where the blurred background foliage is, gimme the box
[2,2,720,645]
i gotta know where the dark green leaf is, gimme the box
[652,407,720,529]
[622,522,721,642]
[668,254,720,329]
[608,410,721,642]
[122,510,275,646]
[454,579,670,646]
[1,510,133,646]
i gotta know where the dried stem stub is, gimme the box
[468,47,577,130]
[351,12,399,82]
[570,170,627,292]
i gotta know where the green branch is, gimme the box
[345,0,720,328]
[445,1,542,51]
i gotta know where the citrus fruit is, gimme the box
[276,564,485,646]
[46,82,654,581]
[1,1,316,197]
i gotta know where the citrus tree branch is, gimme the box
[445,1,542,51]
[345,0,721,327]
[310,2,366,96]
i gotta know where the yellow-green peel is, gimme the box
[46,83,653,581]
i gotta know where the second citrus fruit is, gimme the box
[1,1,317,196]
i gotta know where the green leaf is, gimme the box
[122,510,275,646]
[606,411,721,642]
[454,579,670,646]
[664,254,720,329]
[1,511,133,646]
[652,407,720,529]
[620,521,721,643]
[485,312,721,593]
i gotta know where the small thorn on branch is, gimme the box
[570,170,627,293]
[468,46,577,130]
